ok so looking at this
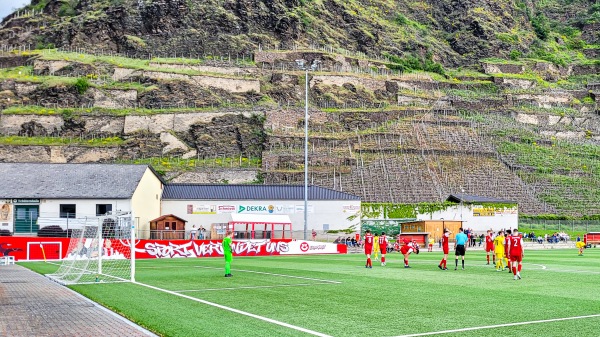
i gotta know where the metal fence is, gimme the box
[518,219,600,233]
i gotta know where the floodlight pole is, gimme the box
[296,59,320,241]
[304,66,309,241]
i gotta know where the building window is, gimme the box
[60,204,76,218]
[96,204,112,216]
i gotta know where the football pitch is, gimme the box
[22,248,600,337]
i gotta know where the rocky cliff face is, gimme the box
[1,0,599,216]
[2,0,597,66]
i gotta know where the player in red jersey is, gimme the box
[400,240,420,268]
[438,228,451,270]
[378,232,388,266]
[507,228,524,280]
[485,230,495,265]
[504,229,512,273]
[364,230,374,268]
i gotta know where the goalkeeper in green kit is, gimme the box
[223,231,233,277]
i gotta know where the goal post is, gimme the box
[47,215,134,285]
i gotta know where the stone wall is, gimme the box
[0,145,120,163]
[311,74,386,92]
[265,109,328,131]
[148,62,258,75]
[127,69,261,93]
[14,82,38,95]
[112,67,138,81]
[0,56,30,68]
[0,114,64,135]
[514,112,596,130]
[482,63,525,74]
[172,111,259,132]
[493,77,536,89]
[169,169,259,183]
[33,59,72,75]
[92,88,137,108]
[510,92,572,108]
[0,110,263,136]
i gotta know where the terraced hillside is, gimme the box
[1,46,598,216]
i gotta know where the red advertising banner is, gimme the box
[0,237,347,261]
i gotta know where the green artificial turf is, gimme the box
[21,249,600,337]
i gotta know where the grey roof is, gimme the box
[0,163,154,199]
[162,184,361,200]
[447,193,516,204]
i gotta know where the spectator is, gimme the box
[190,225,197,240]
[312,229,317,241]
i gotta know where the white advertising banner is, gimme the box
[294,205,315,213]
[342,205,360,213]
[217,205,236,214]
[280,240,341,255]
[236,204,296,214]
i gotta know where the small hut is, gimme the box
[399,220,463,246]
[149,214,187,240]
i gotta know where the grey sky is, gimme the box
[1,0,31,20]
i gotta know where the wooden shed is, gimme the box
[399,220,463,246]
[149,214,187,240]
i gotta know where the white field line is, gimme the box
[392,313,600,337]
[136,264,342,283]
[194,266,342,284]
[135,281,333,337]
[175,282,335,292]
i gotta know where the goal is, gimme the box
[47,215,135,285]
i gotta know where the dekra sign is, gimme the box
[238,205,270,212]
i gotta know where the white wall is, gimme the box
[160,199,361,232]
[131,167,163,236]
[416,204,518,234]
[40,198,131,218]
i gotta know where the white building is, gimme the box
[0,163,163,237]
[416,194,518,233]
[160,184,361,238]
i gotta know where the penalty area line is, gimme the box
[135,281,333,337]
[175,282,335,292]
[195,266,342,284]
[392,313,600,337]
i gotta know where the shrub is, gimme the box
[383,51,445,76]
[58,0,79,17]
[73,77,90,94]
[531,13,550,40]
[509,50,522,60]
[395,14,408,25]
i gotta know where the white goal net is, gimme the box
[47,215,135,285]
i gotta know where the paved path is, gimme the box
[0,264,157,337]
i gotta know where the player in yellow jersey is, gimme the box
[493,231,505,271]
[576,240,586,256]
[373,233,380,261]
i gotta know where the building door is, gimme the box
[14,205,39,234]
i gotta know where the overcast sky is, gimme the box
[1,0,31,20]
